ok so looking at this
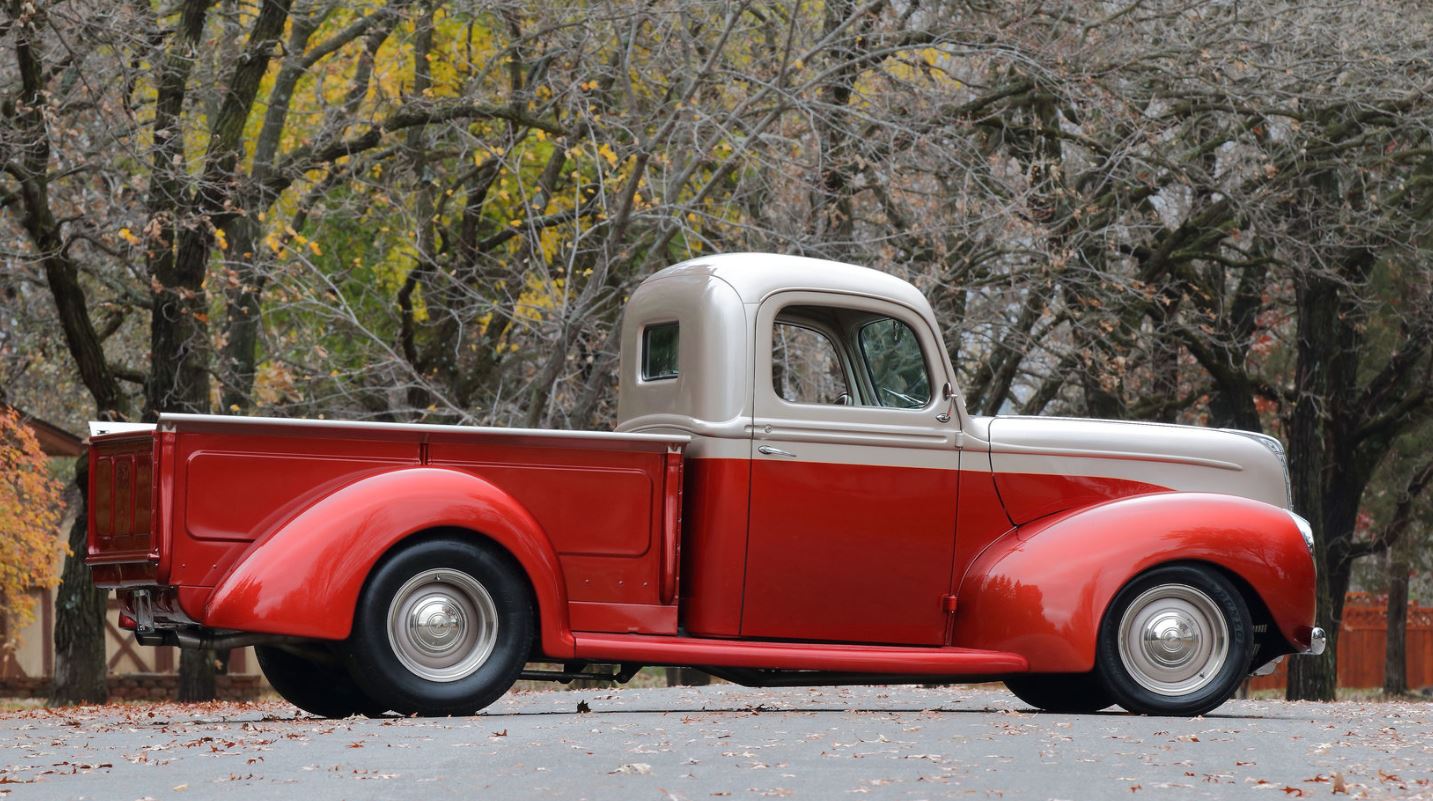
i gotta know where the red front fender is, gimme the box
[952,492,1316,672]
[200,467,574,658]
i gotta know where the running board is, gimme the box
[699,667,1012,688]
[570,633,1028,675]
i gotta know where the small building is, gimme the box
[0,404,262,700]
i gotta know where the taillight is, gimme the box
[89,435,157,563]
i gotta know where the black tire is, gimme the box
[1004,672,1115,713]
[257,645,386,718]
[344,537,533,716]
[1095,564,1254,717]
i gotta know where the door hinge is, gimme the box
[941,594,958,614]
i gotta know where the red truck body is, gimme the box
[86,253,1322,717]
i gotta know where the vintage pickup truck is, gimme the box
[87,253,1324,718]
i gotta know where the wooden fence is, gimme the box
[1,589,253,684]
[1248,593,1433,691]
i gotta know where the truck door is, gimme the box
[742,292,961,646]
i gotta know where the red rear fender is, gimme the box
[200,467,573,658]
[952,492,1316,672]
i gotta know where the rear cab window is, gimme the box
[642,322,679,380]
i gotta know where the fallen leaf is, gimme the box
[610,763,653,775]
[577,701,592,714]
[1332,772,1347,794]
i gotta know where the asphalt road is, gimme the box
[2,685,1429,801]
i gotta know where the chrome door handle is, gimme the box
[757,445,798,458]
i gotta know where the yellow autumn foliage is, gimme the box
[0,408,67,631]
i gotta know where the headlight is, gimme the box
[1287,510,1314,554]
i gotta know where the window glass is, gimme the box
[772,323,850,404]
[641,322,679,380]
[858,317,931,408]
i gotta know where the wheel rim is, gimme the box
[1116,583,1229,697]
[386,568,499,682]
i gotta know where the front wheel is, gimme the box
[1095,564,1254,716]
[344,537,534,716]
[1004,672,1114,713]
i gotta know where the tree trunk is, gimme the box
[1285,273,1340,702]
[1384,553,1409,696]
[1284,499,1360,701]
[139,0,297,702]
[49,456,110,705]
[11,0,133,706]
[1286,583,1341,701]
[1202,260,1268,432]
[218,216,267,415]
[148,233,221,703]
[808,0,859,246]
[177,646,218,702]
[665,667,712,687]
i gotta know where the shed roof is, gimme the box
[1,403,84,458]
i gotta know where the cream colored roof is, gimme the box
[650,253,930,310]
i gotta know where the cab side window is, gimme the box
[772,323,850,405]
[858,318,931,409]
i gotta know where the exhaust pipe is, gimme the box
[154,629,304,651]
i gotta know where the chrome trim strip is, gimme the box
[1289,511,1315,555]
[157,412,690,444]
[754,426,954,449]
[987,442,1243,471]
[89,421,158,438]
[619,413,751,438]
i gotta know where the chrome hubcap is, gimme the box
[1117,583,1228,697]
[386,569,498,682]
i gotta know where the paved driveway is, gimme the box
[1,685,1429,800]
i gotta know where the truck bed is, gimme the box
[89,414,688,636]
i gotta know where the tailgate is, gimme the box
[88,424,160,584]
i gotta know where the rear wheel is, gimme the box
[1096,564,1253,716]
[344,537,533,716]
[257,645,385,718]
[1004,672,1114,713]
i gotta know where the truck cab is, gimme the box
[87,253,1322,719]
[617,255,968,647]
